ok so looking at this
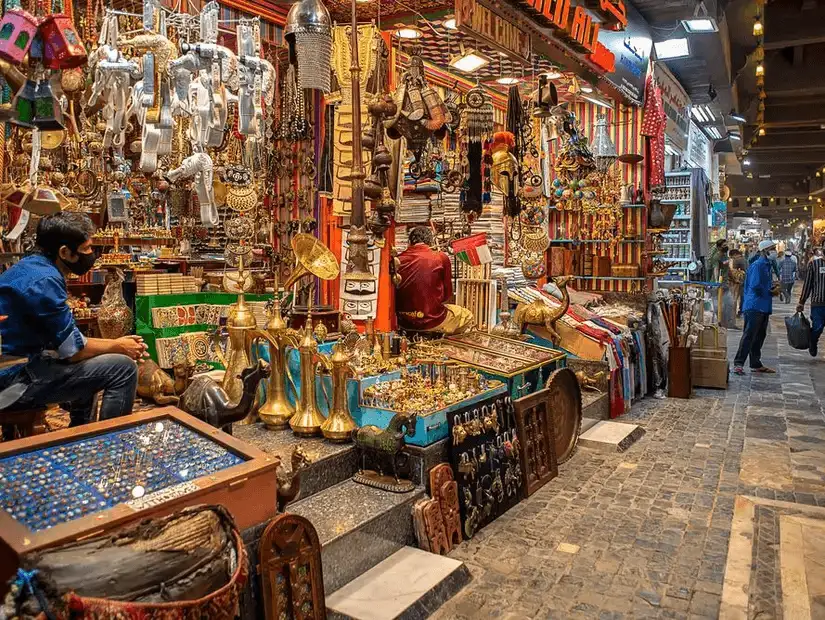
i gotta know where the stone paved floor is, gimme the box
[432,305,825,619]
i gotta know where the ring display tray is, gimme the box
[0,407,278,565]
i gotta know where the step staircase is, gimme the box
[232,422,469,619]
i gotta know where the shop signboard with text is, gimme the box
[687,120,711,179]
[507,0,651,106]
[455,0,532,62]
[591,1,651,106]
[653,61,689,152]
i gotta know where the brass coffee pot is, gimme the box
[245,294,300,430]
[318,342,358,442]
[214,293,257,424]
[289,315,327,436]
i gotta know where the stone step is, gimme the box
[289,479,426,593]
[578,420,645,453]
[326,547,471,620]
[582,391,610,420]
[232,423,358,499]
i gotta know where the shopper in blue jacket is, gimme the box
[734,239,778,375]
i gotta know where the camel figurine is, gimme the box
[513,275,574,344]
[178,360,269,433]
[276,446,312,513]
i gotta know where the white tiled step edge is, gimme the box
[326,546,471,620]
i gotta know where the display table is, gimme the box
[0,408,278,566]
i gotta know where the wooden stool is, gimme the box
[0,407,47,441]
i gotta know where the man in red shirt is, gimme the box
[396,227,474,334]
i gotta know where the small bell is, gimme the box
[372,144,392,172]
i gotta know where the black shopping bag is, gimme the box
[785,312,812,350]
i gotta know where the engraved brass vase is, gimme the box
[289,319,326,436]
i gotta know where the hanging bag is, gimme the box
[785,311,812,350]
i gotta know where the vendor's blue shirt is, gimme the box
[0,254,86,383]
[742,255,774,314]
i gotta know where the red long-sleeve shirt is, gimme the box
[396,244,452,330]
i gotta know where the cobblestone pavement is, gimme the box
[432,305,825,619]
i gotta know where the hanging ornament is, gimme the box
[285,0,333,93]
[591,114,617,172]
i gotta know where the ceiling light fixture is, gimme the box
[729,110,747,123]
[581,85,594,93]
[758,127,765,136]
[654,38,690,60]
[443,17,457,30]
[794,198,799,203]
[496,76,520,85]
[581,94,614,109]
[755,62,764,76]
[691,106,708,123]
[728,131,741,141]
[707,126,722,139]
[449,46,490,72]
[394,26,423,39]
[682,2,718,33]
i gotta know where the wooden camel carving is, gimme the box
[513,275,575,345]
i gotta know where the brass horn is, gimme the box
[282,233,340,290]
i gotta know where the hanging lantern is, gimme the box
[16,79,64,130]
[11,79,37,127]
[0,9,38,65]
[39,14,87,69]
[591,114,617,172]
[22,185,66,215]
[284,0,332,93]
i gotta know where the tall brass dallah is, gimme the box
[217,293,257,424]
[290,316,327,436]
[318,342,357,442]
[246,295,300,429]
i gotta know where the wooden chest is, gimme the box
[0,407,278,569]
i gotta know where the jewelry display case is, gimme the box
[440,334,567,399]
[0,407,278,567]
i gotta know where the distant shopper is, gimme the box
[734,239,778,375]
[729,249,747,318]
[779,252,797,303]
[797,248,825,357]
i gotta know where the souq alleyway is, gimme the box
[432,305,825,620]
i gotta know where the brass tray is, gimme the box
[546,368,582,465]
[435,342,546,377]
[446,332,566,365]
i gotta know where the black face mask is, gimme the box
[61,248,96,276]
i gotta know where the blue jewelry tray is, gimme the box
[0,408,279,562]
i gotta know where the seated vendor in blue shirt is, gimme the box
[0,212,147,427]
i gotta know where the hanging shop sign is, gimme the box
[593,1,652,106]
[519,0,600,53]
[581,0,627,28]
[687,120,711,178]
[653,61,689,152]
[455,0,532,62]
